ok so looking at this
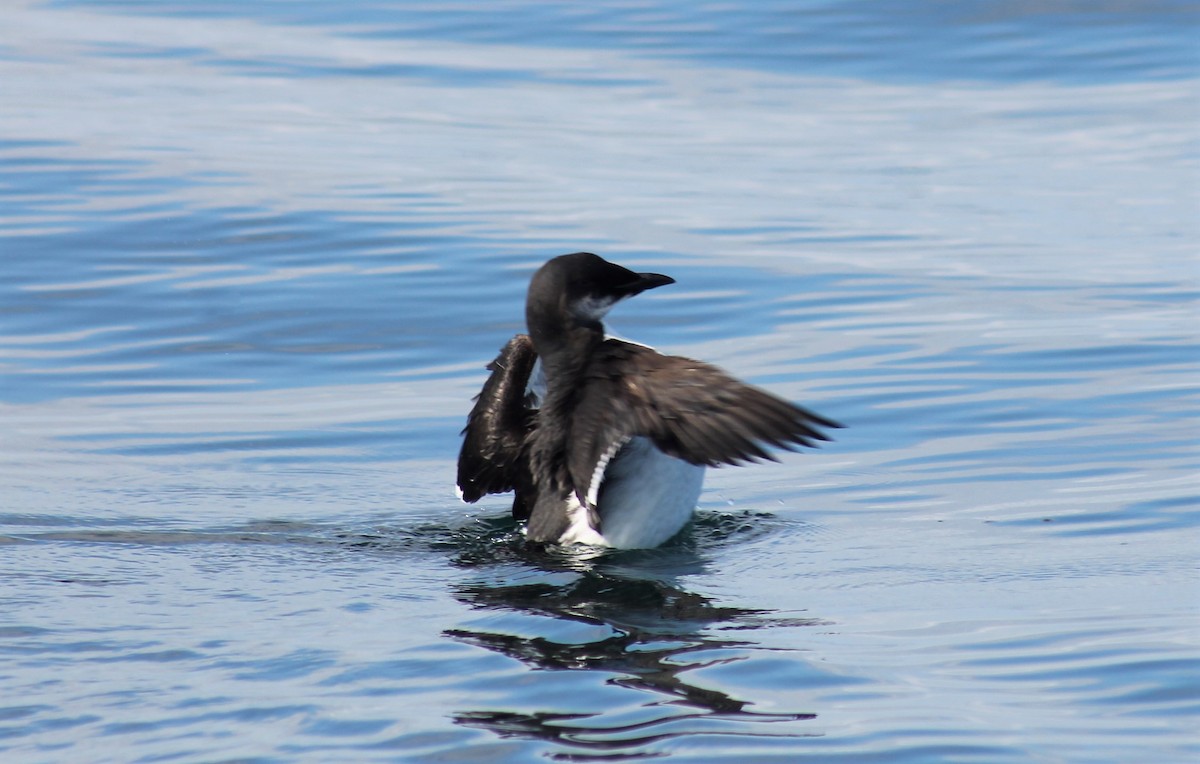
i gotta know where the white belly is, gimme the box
[584,437,705,549]
[528,347,704,549]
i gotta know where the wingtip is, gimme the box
[455,483,484,504]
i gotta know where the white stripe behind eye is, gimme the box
[586,436,629,508]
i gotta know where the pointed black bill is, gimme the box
[623,272,675,295]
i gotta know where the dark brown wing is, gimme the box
[457,335,538,502]
[566,340,842,501]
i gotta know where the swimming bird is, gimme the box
[456,252,840,549]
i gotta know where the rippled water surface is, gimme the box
[2,1,1198,761]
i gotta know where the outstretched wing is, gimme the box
[567,340,842,503]
[457,335,538,502]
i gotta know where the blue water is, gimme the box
[2,1,1198,761]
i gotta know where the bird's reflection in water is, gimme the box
[444,516,825,758]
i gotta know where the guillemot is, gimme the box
[456,252,840,549]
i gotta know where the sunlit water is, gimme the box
[2,1,1198,761]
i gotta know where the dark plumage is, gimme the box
[456,252,841,549]
[456,334,537,506]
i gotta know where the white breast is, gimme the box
[525,358,546,408]
[587,437,705,549]
[532,336,704,549]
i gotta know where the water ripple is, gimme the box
[2,1,1196,762]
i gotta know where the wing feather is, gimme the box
[566,340,842,498]
[456,335,538,502]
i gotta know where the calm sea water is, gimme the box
[2,1,1198,762]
